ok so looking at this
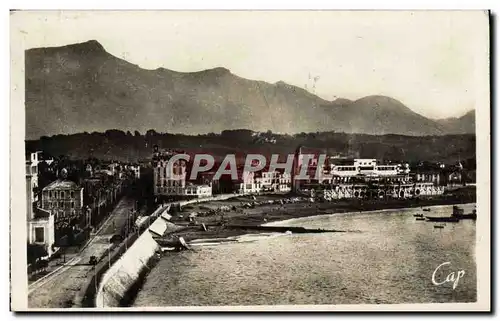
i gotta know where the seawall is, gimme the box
[94,194,237,308]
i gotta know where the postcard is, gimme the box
[10,10,491,311]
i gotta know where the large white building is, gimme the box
[234,170,291,195]
[152,149,212,198]
[256,170,291,193]
[291,148,443,199]
[329,158,410,178]
[152,149,188,197]
[41,179,85,225]
[184,184,212,198]
[26,152,40,222]
[234,171,260,194]
[26,151,55,257]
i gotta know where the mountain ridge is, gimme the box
[25,40,475,139]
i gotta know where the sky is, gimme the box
[11,10,489,119]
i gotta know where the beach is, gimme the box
[166,187,476,243]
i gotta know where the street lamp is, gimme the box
[125,210,130,251]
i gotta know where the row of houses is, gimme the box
[151,147,473,201]
[26,151,140,259]
[151,148,294,200]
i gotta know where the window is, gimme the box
[71,202,74,209]
[49,191,52,198]
[59,201,64,207]
[61,191,65,198]
[70,191,74,198]
[34,227,44,243]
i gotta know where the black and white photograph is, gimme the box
[9,10,491,311]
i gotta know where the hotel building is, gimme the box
[152,148,188,197]
[292,146,443,199]
[41,179,85,225]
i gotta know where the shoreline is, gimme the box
[262,201,477,227]
[167,191,476,243]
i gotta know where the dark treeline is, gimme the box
[26,129,476,166]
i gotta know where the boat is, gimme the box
[451,206,477,220]
[426,216,460,223]
[434,224,445,229]
[415,217,426,221]
[154,236,192,251]
[423,208,431,212]
[413,213,424,218]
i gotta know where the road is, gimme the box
[28,196,137,308]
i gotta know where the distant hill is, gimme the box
[26,130,476,166]
[25,40,475,139]
[436,110,476,134]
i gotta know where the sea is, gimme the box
[133,203,477,307]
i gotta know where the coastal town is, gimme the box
[25,142,476,308]
[11,10,488,312]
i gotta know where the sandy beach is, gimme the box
[165,187,476,242]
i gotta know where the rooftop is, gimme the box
[94,169,114,176]
[43,179,81,190]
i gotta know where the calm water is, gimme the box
[133,204,476,306]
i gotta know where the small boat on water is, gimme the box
[413,213,424,218]
[416,217,426,221]
[451,206,477,220]
[426,216,460,223]
[423,208,431,212]
[434,224,445,229]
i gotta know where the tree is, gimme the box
[134,130,142,137]
[35,259,49,273]
[27,243,48,265]
[146,129,158,138]
[105,129,126,140]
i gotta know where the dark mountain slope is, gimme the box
[25,40,473,139]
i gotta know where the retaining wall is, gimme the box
[94,194,238,307]
[94,228,159,307]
